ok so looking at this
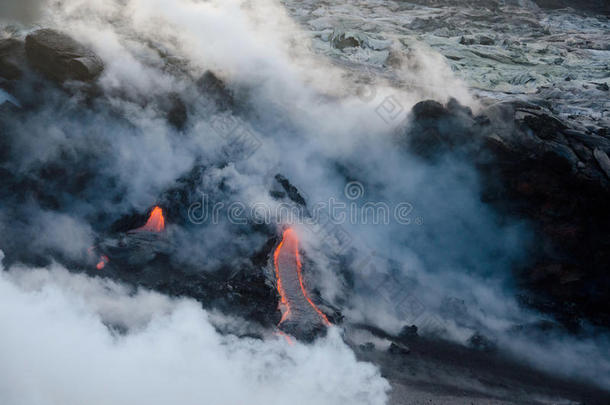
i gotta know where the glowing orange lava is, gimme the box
[136,206,165,232]
[273,228,331,327]
[96,255,109,270]
[275,330,294,345]
[273,231,292,325]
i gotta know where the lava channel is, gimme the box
[273,228,330,336]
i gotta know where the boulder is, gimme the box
[25,29,104,83]
[595,82,609,92]
[406,99,476,158]
[411,100,447,120]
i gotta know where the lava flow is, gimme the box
[96,255,109,270]
[273,228,331,329]
[134,206,165,232]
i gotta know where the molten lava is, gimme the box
[273,228,331,328]
[274,232,292,324]
[135,206,165,232]
[96,255,109,270]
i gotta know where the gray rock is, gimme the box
[25,29,103,83]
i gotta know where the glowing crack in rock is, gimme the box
[273,228,330,337]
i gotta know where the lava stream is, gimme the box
[96,255,109,270]
[134,206,165,232]
[273,228,330,329]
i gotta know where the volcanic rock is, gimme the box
[98,232,173,269]
[166,93,188,130]
[388,342,411,355]
[478,35,495,45]
[593,148,610,179]
[196,70,235,111]
[407,0,501,9]
[460,35,495,45]
[331,32,361,50]
[402,97,610,328]
[521,112,566,141]
[407,0,609,13]
[0,38,25,81]
[596,82,609,92]
[398,325,419,339]
[25,29,104,83]
[459,36,476,45]
[411,100,447,120]
[274,174,308,207]
[406,99,476,158]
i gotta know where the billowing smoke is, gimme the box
[0,252,389,405]
[0,0,45,24]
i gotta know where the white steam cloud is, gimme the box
[0,0,45,24]
[0,252,389,405]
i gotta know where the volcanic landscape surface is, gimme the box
[0,1,609,405]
